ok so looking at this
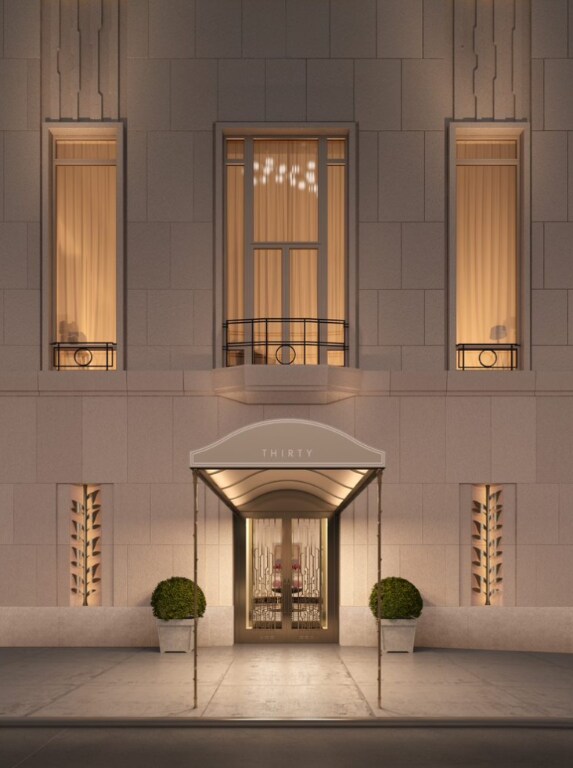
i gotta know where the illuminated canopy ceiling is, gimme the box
[189,419,385,517]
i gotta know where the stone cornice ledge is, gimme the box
[212,365,363,404]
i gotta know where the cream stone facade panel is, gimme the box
[532,131,568,222]
[126,131,147,222]
[402,223,445,289]
[37,397,81,482]
[422,484,459,546]
[532,290,568,345]
[127,0,148,58]
[545,223,573,288]
[127,397,173,483]
[378,290,424,346]
[171,61,218,131]
[4,132,40,222]
[127,290,147,347]
[192,131,213,222]
[218,60,265,121]
[424,131,446,223]
[0,60,29,130]
[148,0,194,59]
[0,225,28,289]
[0,485,13,545]
[127,59,170,131]
[537,398,573,482]
[265,60,306,122]
[545,60,573,130]
[377,0,422,58]
[13,483,56,546]
[355,60,400,131]
[517,484,560,546]
[400,397,446,483]
[0,545,38,606]
[147,290,194,347]
[150,484,194,546]
[558,484,573,544]
[195,0,241,59]
[147,132,194,222]
[331,0,376,58]
[402,59,452,131]
[3,289,40,346]
[424,290,445,346]
[379,484,423,545]
[531,0,568,58]
[114,484,151,546]
[307,60,354,121]
[402,346,445,372]
[378,132,424,221]
[242,0,286,59]
[532,223,544,289]
[82,397,128,483]
[358,131,378,222]
[491,397,537,484]
[359,223,401,289]
[358,290,378,346]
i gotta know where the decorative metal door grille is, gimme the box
[246,516,327,637]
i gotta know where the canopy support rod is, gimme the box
[193,469,199,710]
[377,467,383,709]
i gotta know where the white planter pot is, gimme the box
[156,619,197,653]
[379,619,417,653]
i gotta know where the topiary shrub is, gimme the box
[369,577,423,620]
[151,576,206,621]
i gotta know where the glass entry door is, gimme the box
[234,513,338,643]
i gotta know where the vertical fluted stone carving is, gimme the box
[454,0,531,121]
[41,0,121,121]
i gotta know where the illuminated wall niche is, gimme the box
[70,484,102,607]
[471,484,503,606]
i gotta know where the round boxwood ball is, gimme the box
[151,576,206,621]
[369,577,423,620]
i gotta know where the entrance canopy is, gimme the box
[189,419,385,516]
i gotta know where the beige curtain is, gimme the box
[254,249,282,360]
[254,140,318,243]
[290,249,318,364]
[456,161,517,349]
[55,163,116,346]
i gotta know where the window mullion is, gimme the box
[245,138,255,361]
[318,137,328,364]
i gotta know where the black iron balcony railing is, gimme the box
[456,343,519,371]
[223,318,348,367]
[51,341,116,371]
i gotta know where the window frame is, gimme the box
[41,121,125,372]
[448,121,530,371]
[215,123,357,370]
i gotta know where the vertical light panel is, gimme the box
[70,484,102,607]
[471,484,503,606]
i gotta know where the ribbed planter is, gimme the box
[379,619,417,653]
[156,619,196,653]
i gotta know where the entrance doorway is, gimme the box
[234,512,339,643]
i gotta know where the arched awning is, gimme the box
[189,419,385,517]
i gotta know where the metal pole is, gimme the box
[193,469,199,710]
[377,468,383,709]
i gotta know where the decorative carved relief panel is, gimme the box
[454,0,531,120]
[41,0,123,120]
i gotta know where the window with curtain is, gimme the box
[224,135,347,367]
[454,132,522,370]
[48,130,120,371]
